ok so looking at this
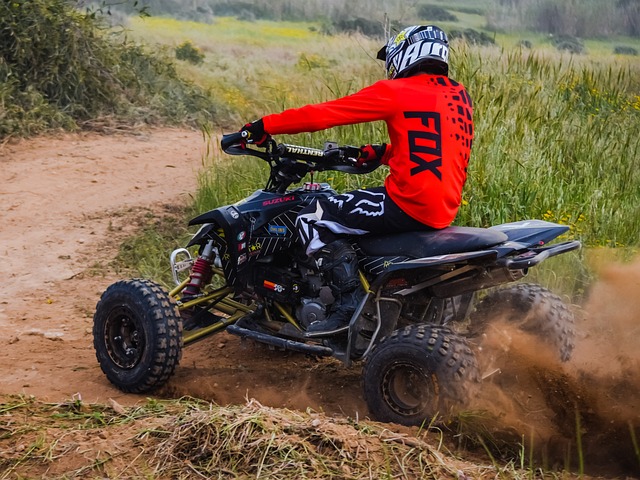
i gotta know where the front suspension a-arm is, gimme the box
[175,286,256,346]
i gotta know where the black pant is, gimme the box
[296,186,435,256]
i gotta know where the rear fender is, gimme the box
[496,240,581,269]
[369,249,498,291]
[490,220,569,246]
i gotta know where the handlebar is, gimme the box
[219,132,381,174]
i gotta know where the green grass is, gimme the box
[454,46,640,246]
[135,16,639,247]
[126,16,383,122]
[114,206,193,287]
[128,16,318,46]
[118,15,640,299]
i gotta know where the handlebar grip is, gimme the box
[221,131,271,160]
[221,131,246,152]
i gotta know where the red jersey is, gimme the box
[262,74,473,228]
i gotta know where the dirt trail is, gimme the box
[0,128,365,416]
[1,129,203,298]
[1,129,638,476]
[0,129,205,402]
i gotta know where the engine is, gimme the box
[296,298,327,328]
[296,286,335,328]
[252,265,301,303]
[252,263,335,328]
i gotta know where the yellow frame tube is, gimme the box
[182,311,247,345]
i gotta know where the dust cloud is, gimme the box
[472,258,640,476]
[165,259,640,476]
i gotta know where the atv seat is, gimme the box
[356,226,508,259]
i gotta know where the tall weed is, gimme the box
[125,17,639,298]
[0,0,221,138]
[454,46,640,247]
[164,16,638,249]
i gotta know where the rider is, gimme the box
[240,25,474,334]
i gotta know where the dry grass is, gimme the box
[0,394,566,480]
[151,398,477,479]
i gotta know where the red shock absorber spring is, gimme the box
[183,256,213,297]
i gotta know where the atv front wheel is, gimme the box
[93,279,183,393]
[470,283,575,362]
[362,324,480,426]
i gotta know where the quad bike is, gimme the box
[93,132,581,426]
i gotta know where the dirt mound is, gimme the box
[0,394,512,479]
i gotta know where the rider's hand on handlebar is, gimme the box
[358,144,387,166]
[240,119,271,147]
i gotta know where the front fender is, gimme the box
[186,205,249,288]
[186,223,217,248]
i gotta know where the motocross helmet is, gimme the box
[377,25,449,79]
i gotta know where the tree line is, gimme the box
[88,0,640,38]
[488,0,639,38]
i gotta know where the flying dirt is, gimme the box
[471,259,640,475]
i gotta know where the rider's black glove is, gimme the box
[358,143,387,166]
[240,119,271,147]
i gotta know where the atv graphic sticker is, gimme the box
[268,225,288,235]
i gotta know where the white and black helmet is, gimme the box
[377,25,449,79]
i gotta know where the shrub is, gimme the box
[0,0,219,138]
[613,45,638,55]
[212,1,268,20]
[416,5,458,22]
[488,0,640,38]
[331,17,385,38]
[175,41,205,64]
[549,34,585,54]
[451,7,485,15]
[449,29,495,46]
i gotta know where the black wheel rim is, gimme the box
[382,362,434,417]
[103,306,146,369]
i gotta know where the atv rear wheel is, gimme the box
[470,283,575,362]
[362,324,480,426]
[93,279,183,393]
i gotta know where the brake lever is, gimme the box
[341,146,362,166]
[323,147,344,163]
